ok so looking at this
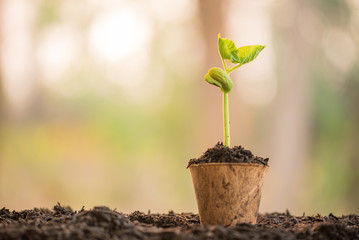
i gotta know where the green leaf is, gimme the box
[230,49,240,63]
[236,45,266,65]
[205,67,233,93]
[218,33,237,60]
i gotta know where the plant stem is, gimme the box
[223,92,230,147]
[222,58,228,72]
[227,63,242,74]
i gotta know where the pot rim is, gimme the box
[188,162,269,168]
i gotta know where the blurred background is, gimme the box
[0,0,358,216]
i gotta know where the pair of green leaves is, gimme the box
[204,34,265,147]
[218,33,265,66]
[205,34,265,93]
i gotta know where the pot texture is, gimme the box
[189,163,268,226]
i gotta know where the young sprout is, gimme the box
[205,34,265,147]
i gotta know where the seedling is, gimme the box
[205,34,265,147]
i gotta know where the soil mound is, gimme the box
[1,204,358,240]
[187,142,269,168]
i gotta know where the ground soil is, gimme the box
[0,204,358,240]
[187,142,269,168]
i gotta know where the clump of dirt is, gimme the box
[128,210,199,228]
[187,142,269,168]
[0,203,136,240]
[1,204,358,240]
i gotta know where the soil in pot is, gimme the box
[187,142,269,168]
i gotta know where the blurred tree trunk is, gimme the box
[265,1,312,213]
[0,0,4,120]
[0,0,4,199]
[197,0,228,148]
[0,0,38,118]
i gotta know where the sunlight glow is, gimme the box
[89,7,152,62]
[38,26,79,86]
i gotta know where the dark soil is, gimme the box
[187,142,269,168]
[1,204,358,240]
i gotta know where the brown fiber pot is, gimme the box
[189,163,268,226]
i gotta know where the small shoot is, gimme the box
[205,34,265,147]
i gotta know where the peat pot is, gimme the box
[189,163,268,226]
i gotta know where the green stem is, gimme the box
[222,58,228,72]
[223,92,230,147]
[227,63,242,74]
